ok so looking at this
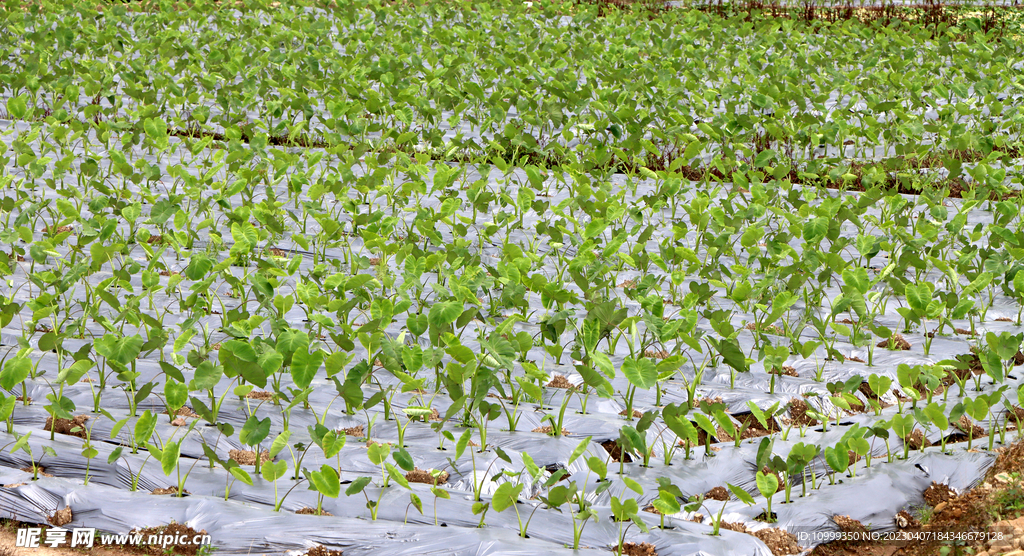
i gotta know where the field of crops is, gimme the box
[0,0,1023,554]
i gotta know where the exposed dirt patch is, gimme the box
[162,407,200,418]
[405,468,449,486]
[19,466,53,477]
[955,327,979,336]
[953,415,987,439]
[304,545,343,556]
[1013,350,1024,366]
[768,365,799,377]
[44,415,89,438]
[923,482,956,506]
[429,407,443,421]
[877,333,911,350]
[753,527,801,556]
[245,390,274,400]
[833,514,867,533]
[15,396,32,403]
[127,522,208,555]
[905,429,931,450]
[532,425,569,435]
[719,521,749,533]
[618,542,657,556]
[995,317,1014,322]
[546,374,575,389]
[47,507,71,527]
[858,382,891,409]
[228,449,271,466]
[339,425,364,437]
[736,412,780,436]
[602,439,633,463]
[619,408,644,418]
[894,509,919,529]
[151,486,188,496]
[786,398,819,427]
[171,417,188,426]
[1007,405,1024,425]
[643,349,670,359]
[296,507,334,516]
[705,486,729,501]
[847,355,866,363]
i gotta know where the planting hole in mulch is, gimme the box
[719,521,748,533]
[754,509,779,523]
[405,468,449,485]
[619,408,644,418]
[296,507,334,516]
[736,412,780,436]
[546,374,574,389]
[953,415,987,439]
[127,522,209,555]
[769,365,799,377]
[162,406,200,418]
[152,486,188,496]
[48,507,72,527]
[246,390,274,400]
[229,449,271,466]
[44,415,89,438]
[905,429,932,450]
[20,466,53,477]
[705,486,729,501]
[753,527,801,556]
[786,398,819,427]
[339,425,364,437]
[643,349,670,359]
[602,439,633,463]
[954,327,978,336]
[304,545,343,556]
[923,482,957,506]
[617,541,658,556]
[847,355,865,363]
[532,425,570,435]
[877,333,911,350]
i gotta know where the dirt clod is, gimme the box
[246,390,274,400]
[705,486,729,501]
[546,374,574,389]
[405,468,449,485]
[753,527,801,556]
[954,415,987,439]
[602,439,632,463]
[48,506,72,526]
[906,429,931,450]
[152,486,188,496]
[532,425,570,435]
[44,415,89,439]
[128,522,208,555]
[618,542,657,556]
[229,449,271,466]
[339,425,364,437]
[643,349,670,359]
[923,482,956,506]
[20,466,53,477]
[877,333,911,350]
[296,507,334,516]
[619,408,644,418]
[787,398,819,427]
[304,545,343,556]
[833,514,867,533]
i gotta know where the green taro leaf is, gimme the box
[622,357,658,389]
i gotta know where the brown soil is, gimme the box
[532,425,569,435]
[151,486,188,496]
[745,322,784,335]
[42,225,72,234]
[905,429,932,450]
[698,396,725,406]
[305,545,343,556]
[761,466,786,494]
[618,542,657,556]
[127,522,208,556]
[643,349,670,359]
[995,317,1014,322]
[339,425,364,437]
[602,439,633,463]
[768,365,799,377]
[2,483,25,488]
[954,415,988,439]
[753,527,801,556]
[405,468,449,486]
[955,327,978,336]
[923,482,957,506]
[546,375,575,389]
[15,396,32,403]
[642,504,660,515]
[171,417,188,426]
[228,449,271,466]
[833,515,868,533]
[147,234,164,245]
[429,407,443,421]
[1007,406,1024,424]
[618,279,637,289]
[877,333,911,350]
[719,521,749,533]
[296,507,334,516]
[44,415,89,439]
[162,407,200,418]
[19,466,53,477]
[736,412,781,435]
[705,486,730,501]
[787,398,819,427]
[858,382,891,408]
[619,408,644,418]
[894,510,919,529]
[47,507,71,527]
[245,390,274,400]
[847,355,866,363]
